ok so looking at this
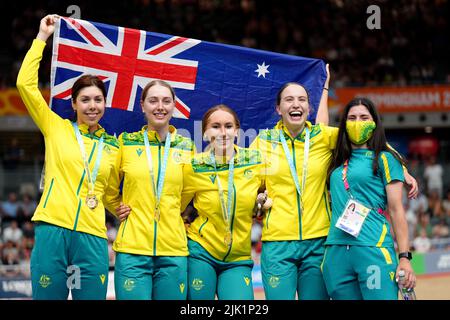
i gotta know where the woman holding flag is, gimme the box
[16,14,127,300]
[104,79,195,300]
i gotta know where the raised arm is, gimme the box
[16,14,59,136]
[315,63,330,125]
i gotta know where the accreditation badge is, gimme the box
[335,199,370,237]
[86,193,98,210]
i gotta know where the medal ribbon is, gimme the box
[279,127,310,213]
[144,129,172,219]
[73,122,104,196]
[210,150,235,234]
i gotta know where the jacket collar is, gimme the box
[140,125,177,142]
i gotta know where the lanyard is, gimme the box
[72,122,104,194]
[342,159,356,199]
[279,127,310,205]
[342,159,351,193]
[143,129,171,218]
[210,150,235,227]
[342,159,384,214]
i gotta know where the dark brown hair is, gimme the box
[202,104,241,135]
[141,80,176,101]
[70,75,106,121]
[71,75,107,102]
[276,82,311,105]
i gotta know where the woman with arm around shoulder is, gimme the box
[16,15,123,300]
[249,66,336,300]
[322,97,416,300]
[107,80,195,300]
[181,104,266,300]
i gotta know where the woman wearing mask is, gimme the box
[322,97,416,299]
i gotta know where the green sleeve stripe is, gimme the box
[198,217,209,236]
[73,199,82,231]
[381,153,391,183]
[43,178,54,208]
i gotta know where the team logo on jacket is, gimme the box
[209,175,216,184]
[389,271,395,282]
[268,275,280,288]
[244,169,253,179]
[179,282,185,293]
[103,145,112,154]
[39,274,52,288]
[136,148,143,157]
[172,151,182,163]
[244,277,251,286]
[123,279,136,291]
[100,274,106,285]
[191,278,204,291]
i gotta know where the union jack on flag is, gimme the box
[51,17,327,141]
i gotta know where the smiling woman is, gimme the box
[70,75,107,131]
[180,104,267,300]
[16,14,124,300]
[103,79,195,300]
[249,76,335,300]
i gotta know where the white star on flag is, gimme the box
[255,62,270,78]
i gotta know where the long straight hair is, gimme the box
[328,97,405,181]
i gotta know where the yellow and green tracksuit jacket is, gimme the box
[16,39,120,239]
[250,120,338,241]
[105,126,194,256]
[181,147,264,262]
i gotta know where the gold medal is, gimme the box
[224,230,232,247]
[86,194,98,209]
[154,206,160,221]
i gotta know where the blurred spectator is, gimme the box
[424,156,444,199]
[106,221,117,268]
[1,240,20,267]
[427,190,443,218]
[17,193,36,225]
[407,157,425,194]
[443,189,450,216]
[251,219,262,249]
[413,229,432,253]
[415,211,432,238]
[409,192,429,215]
[19,182,38,201]
[0,192,20,223]
[431,208,450,239]
[3,220,23,245]
[2,138,25,170]
[404,201,417,245]
[19,248,31,277]
[106,221,117,243]
[21,221,35,251]
[2,0,449,88]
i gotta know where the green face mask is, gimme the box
[346,120,376,145]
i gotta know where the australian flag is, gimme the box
[51,17,327,146]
